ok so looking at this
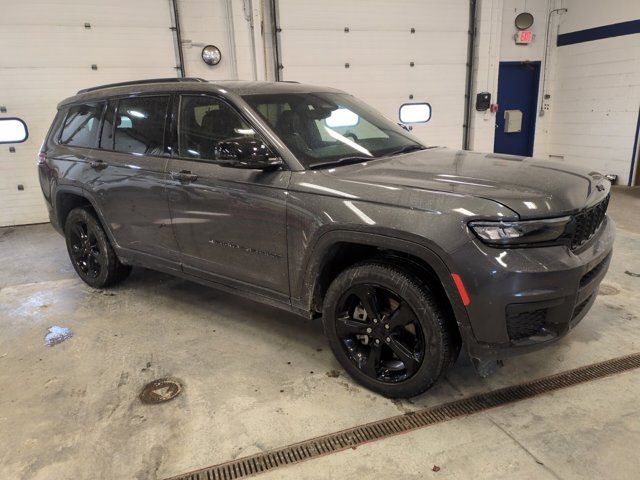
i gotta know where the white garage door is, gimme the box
[276,0,470,148]
[0,0,177,227]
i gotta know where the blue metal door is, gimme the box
[494,61,541,157]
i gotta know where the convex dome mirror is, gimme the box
[515,12,534,30]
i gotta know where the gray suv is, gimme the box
[38,78,614,397]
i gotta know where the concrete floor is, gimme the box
[0,187,639,480]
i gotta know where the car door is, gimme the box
[166,94,290,297]
[85,94,180,271]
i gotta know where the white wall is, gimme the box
[468,0,503,153]
[178,0,271,82]
[469,0,560,156]
[545,0,640,183]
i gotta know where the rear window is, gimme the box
[60,103,104,148]
[114,96,169,155]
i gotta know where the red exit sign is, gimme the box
[515,30,533,44]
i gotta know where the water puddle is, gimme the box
[45,326,73,347]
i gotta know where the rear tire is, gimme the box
[64,207,131,288]
[322,262,457,398]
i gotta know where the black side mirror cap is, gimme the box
[215,138,283,170]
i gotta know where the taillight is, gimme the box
[38,152,46,165]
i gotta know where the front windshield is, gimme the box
[242,92,425,169]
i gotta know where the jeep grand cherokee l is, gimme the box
[38,78,614,397]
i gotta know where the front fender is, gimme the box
[291,227,473,345]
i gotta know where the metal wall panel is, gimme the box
[276,0,469,148]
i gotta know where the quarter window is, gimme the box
[114,96,169,155]
[60,103,104,148]
[178,95,257,161]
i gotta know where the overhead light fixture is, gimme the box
[202,45,221,66]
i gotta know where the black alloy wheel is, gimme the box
[335,284,425,383]
[323,262,458,398]
[64,207,131,288]
[68,219,104,278]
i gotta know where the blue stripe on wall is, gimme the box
[557,19,640,46]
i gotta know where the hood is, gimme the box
[320,147,610,218]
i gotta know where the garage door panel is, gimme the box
[0,0,171,27]
[277,1,469,149]
[1,26,174,68]
[280,31,467,66]
[284,64,466,90]
[278,0,468,31]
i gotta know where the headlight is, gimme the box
[469,217,570,246]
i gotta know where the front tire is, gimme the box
[322,262,457,398]
[64,207,131,288]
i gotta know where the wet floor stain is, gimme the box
[326,370,340,378]
[624,270,640,277]
[599,284,620,296]
[44,326,73,347]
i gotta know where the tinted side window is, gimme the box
[60,103,104,148]
[178,95,256,161]
[114,96,169,155]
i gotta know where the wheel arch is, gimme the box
[53,186,119,249]
[294,229,473,344]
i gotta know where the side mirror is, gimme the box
[215,138,283,170]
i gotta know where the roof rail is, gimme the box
[77,77,208,94]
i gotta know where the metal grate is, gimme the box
[570,195,609,250]
[165,352,640,480]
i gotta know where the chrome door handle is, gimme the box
[170,170,198,183]
[89,160,108,170]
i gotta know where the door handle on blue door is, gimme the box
[170,170,198,183]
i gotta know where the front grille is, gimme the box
[506,308,548,341]
[570,194,609,250]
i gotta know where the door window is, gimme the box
[60,103,104,148]
[114,96,169,155]
[178,95,257,161]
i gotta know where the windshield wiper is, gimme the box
[308,156,373,170]
[388,144,426,156]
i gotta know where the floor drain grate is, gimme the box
[140,378,182,404]
[165,352,640,480]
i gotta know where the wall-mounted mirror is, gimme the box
[515,12,534,30]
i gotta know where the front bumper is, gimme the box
[455,216,615,361]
